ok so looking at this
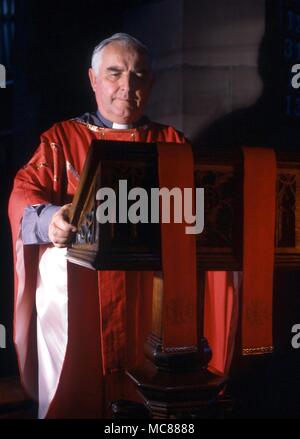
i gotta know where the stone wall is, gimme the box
[124,0,265,139]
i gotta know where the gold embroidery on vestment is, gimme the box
[242,346,274,356]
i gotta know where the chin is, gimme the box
[115,104,139,116]
[114,112,139,124]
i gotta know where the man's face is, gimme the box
[89,42,153,124]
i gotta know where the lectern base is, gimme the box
[124,360,227,419]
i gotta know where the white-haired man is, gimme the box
[8,33,188,418]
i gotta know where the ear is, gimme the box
[88,68,97,92]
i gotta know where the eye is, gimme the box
[135,72,147,79]
[106,69,122,79]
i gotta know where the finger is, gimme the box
[60,204,75,225]
[52,216,76,232]
[61,203,72,211]
[51,234,71,245]
[50,226,73,239]
[49,223,75,244]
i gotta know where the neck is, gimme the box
[112,121,132,129]
[97,110,147,129]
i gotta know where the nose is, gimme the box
[119,73,136,94]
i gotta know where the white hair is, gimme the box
[91,32,151,75]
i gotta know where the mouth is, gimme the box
[115,98,137,107]
[117,98,135,102]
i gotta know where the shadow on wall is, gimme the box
[193,11,300,152]
[192,2,300,418]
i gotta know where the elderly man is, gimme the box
[8,33,187,419]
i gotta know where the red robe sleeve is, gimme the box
[8,136,65,400]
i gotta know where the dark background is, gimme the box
[1,0,300,418]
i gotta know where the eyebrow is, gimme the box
[106,66,149,74]
[106,66,123,72]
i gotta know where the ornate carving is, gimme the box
[68,142,300,270]
[195,170,236,247]
[276,173,296,247]
[74,209,96,245]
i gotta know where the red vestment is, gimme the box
[8,119,191,418]
[8,118,238,418]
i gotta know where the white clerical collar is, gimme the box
[96,110,148,129]
[112,122,133,129]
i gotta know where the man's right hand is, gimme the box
[48,204,77,248]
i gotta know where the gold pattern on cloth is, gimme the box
[242,346,274,356]
[25,162,49,170]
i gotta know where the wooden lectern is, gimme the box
[67,141,300,418]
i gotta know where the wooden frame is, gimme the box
[67,142,300,271]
